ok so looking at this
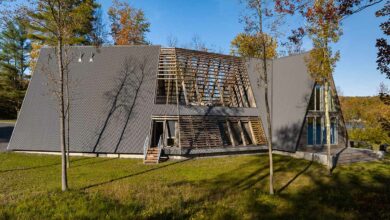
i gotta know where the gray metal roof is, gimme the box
[246,53,314,151]
[8,46,318,153]
[9,46,161,153]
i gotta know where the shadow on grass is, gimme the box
[70,157,118,168]
[81,158,194,190]
[151,157,390,219]
[1,155,389,219]
[278,161,313,193]
[0,157,97,173]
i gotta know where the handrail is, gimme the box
[143,135,149,160]
[157,135,163,163]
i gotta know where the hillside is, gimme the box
[339,96,390,147]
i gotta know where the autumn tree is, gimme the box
[340,94,390,148]
[237,0,286,195]
[304,0,342,172]
[29,41,43,72]
[108,0,150,45]
[230,33,277,58]
[27,0,98,191]
[274,0,385,172]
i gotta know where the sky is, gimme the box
[13,0,389,96]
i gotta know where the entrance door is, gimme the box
[152,121,164,147]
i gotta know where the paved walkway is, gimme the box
[334,147,379,164]
[297,146,381,165]
[0,123,14,152]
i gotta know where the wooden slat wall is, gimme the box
[179,116,267,148]
[156,48,179,104]
[249,119,268,145]
[157,48,256,107]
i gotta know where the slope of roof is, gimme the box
[8,45,161,153]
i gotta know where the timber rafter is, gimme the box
[156,48,256,107]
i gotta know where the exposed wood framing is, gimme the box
[157,48,256,107]
[248,119,268,145]
[178,116,267,149]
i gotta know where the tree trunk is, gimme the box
[324,80,332,173]
[65,48,70,169]
[262,40,274,195]
[57,39,68,191]
[265,82,274,195]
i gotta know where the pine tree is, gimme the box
[0,17,30,118]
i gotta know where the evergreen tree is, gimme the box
[0,17,30,118]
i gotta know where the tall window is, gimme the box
[307,116,337,145]
[309,84,323,111]
[166,120,177,146]
[309,84,336,112]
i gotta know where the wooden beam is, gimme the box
[181,80,189,105]
[238,120,246,146]
[226,120,236,147]
[163,48,255,108]
[248,121,257,145]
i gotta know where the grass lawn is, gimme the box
[0,153,389,219]
[0,120,16,124]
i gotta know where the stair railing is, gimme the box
[157,135,163,163]
[143,135,149,160]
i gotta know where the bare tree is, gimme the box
[166,34,178,47]
[239,0,286,195]
[27,0,97,191]
[190,35,208,52]
[378,82,390,95]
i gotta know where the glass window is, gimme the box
[315,85,321,111]
[316,117,322,145]
[166,120,177,146]
[307,117,314,145]
[329,117,337,144]
[321,117,338,145]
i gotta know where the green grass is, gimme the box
[0,119,16,124]
[0,153,389,219]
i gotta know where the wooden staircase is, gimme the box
[144,148,160,164]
